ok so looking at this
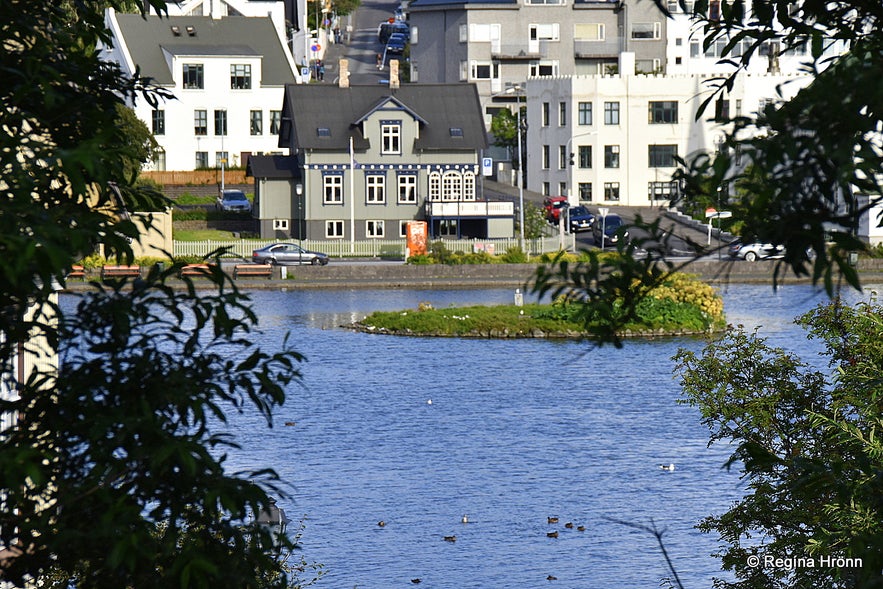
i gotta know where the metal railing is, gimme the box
[173,236,563,259]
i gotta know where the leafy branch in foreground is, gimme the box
[673,298,883,588]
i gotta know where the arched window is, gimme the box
[442,171,461,202]
[428,171,441,201]
[462,171,476,201]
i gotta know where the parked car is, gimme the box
[252,243,330,266]
[543,196,568,223]
[378,21,409,44]
[216,189,252,213]
[568,205,595,233]
[592,213,628,247]
[728,241,786,261]
[385,33,407,54]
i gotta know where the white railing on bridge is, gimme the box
[173,236,562,259]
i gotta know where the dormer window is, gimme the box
[171,25,181,36]
[186,25,196,36]
[380,121,401,155]
[449,127,463,138]
[317,127,331,137]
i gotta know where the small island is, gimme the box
[351,273,726,339]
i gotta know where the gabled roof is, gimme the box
[112,14,295,86]
[246,155,301,180]
[282,84,488,152]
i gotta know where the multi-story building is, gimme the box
[248,66,515,242]
[102,8,298,171]
[407,0,668,123]
[526,52,817,206]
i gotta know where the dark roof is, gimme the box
[246,155,301,180]
[282,84,488,152]
[113,14,296,86]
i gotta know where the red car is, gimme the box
[543,196,568,223]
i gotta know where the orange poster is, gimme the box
[406,221,428,257]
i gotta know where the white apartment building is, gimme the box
[102,8,298,171]
[526,53,816,206]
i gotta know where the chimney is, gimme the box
[339,58,350,88]
[389,60,400,89]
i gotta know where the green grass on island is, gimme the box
[353,273,726,339]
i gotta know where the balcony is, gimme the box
[574,38,622,59]
[491,42,547,60]
[425,200,514,218]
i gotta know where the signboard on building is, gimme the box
[406,221,428,258]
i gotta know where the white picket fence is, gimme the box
[172,237,562,259]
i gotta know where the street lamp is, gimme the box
[491,84,525,251]
[295,182,304,240]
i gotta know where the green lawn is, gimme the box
[174,228,240,241]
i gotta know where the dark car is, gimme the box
[592,213,628,247]
[252,243,330,266]
[216,189,252,213]
[378,21,409,44]
[385,33,407,54]
[728,241,785,261]
[568,205,595,233]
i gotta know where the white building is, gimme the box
[525,52,816,206]
[102,8,298,171]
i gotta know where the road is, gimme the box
[325,0,402,85]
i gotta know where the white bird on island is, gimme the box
[659,463,675,471]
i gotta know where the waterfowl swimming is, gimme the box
[564,522,573,529]
[577,525,586,532]
[377,521,386,527]
[547,516,559,524]
[461,514,469,524]
[546,575,558,581]
[443,535,456,542]
[659,463,676,471]
[546,531,559,538]
[411,579,421,584]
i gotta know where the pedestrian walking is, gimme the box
[376,53,383,70]
[318,61,325,81]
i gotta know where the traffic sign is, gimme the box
[482,157,493,176]
[311,44,321,52]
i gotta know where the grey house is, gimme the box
[407,0,668,120]
[249,74,515,241]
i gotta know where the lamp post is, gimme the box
[491,84,525,251]
[295,182,304,240]
[598,206,609,250]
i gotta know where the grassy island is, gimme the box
[352,272,726,339]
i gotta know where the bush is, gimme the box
[499,246,528,263]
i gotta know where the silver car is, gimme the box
[252,243,330,266]
[216,189,252,213]
[729,241,785,262]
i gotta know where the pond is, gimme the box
[60,282,878,588]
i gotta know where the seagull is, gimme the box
[427,399,432,405]
[660,463,676,471]
[461,514,469,524]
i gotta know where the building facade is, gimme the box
[407,0,668,123]
[525,53,816,206]
[249,70,515,242]
[102,8,298,171]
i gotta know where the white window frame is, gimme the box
[428,171,441,201]
[398,174,418,204]
[273,219,289,231]
[323,174,344,204]
[574,23,605,41]
[529,23,560,42]
[631,22,661,40]
[462,171,476,201]
[366,174,386,204]
[470,60,496,80]
[441,171,462,201]
[326,220,344,238]
[381,122,401,154]
[366,220,385,238]
[529,60,559,77]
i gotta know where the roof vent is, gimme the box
[171,25,181,36]
[186,25,196,36]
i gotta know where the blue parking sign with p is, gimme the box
[482,157,493,176]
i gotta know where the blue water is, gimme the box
[60,282,880,588]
